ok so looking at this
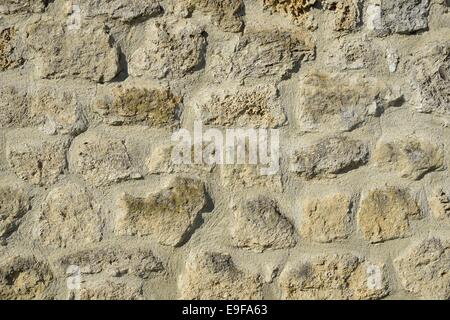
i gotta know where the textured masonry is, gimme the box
[0,0,449,300]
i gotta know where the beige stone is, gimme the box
[357,187,421,243]
[290,136,369,179]
[95,85,181,128]
[0,0,47,14]
[69,132,134,187]
[221,165,283,191]
[129,20,207,79]
[225,30,315,81]
[428,189,450,221]
[59,247,163,278]
[187,0,245,32]
[300,194,352,243]
[199,85,286,128]
[115,177,207,247]
[179,250,263,299]
[279,254,388,300]
[0,182,30,241]
[39,183,103,248]
[296,72,403,132]
[0,256,54,300]
[323,0,361,31]
[230,197,297,252]
[394,238,450,299]
[373,137,445,180]
[0,85,29,128]
[26,19,119,82]
[0,27,25,71]
[80,0,163,22]
[412,41,450,115]
[76,280,143,300]
[6,132,69,186]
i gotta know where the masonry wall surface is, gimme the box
[0,0,449,300]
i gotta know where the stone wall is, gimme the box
[0,0,449,300]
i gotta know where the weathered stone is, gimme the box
[221,165,283,191]
[411,41,450,115]
[129,20,207,79]
[30,87,89,136]
[0,256,53,300]
[366,0,430,35]
[38,183,102,248]
[6,132,69,186]
[323,0,362,31]
[230,197,296,252]
[428,189,450,221]
[198,85,286,128]
[262,0,318,17]
[280,254,388,300]
[76,280,143,300]
[59,247,163,278]
[0,84,88,135]
[296,72,403,132]
[26,19,120,82]
[394,238,450,299]
[373,137,445,180]
[69,132,134,187]
[115,178,207,247]
[0,27,25,71]
[179,250,263,299]
[357,187,421,243]
[95,85,182,128]
[224,30,315,81]
[0,85,30,128]
[146,144,215,175]
[0,182,30,241]
[0,0,48,14]
[300,194,352,243]
[290,136,369,179]
[187,0,245,32]
[80,0,163,22]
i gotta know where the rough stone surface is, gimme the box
[0,0,48,14]
[26,19,120,82]
[69,132,134,187]
[377,0,430,35]
[198,85,286,128]
[38,183,103,248]
[81,0,163,22]
[290,136,370,179]
[0,182,30,242]
[0,256,53,300]
[295,72,403,132]
[280,254,388,300]
[411,41,450,115]
[115,178,207,247]
[129,20,207,79]
[58,247,164,278]
[179,250,263,299]
[76,280,143,300]
[95,85,182,128]
[394,238,450,299]
[6,132,69,186]
[357,188,421,243]
[428,189,450,221]
[373,137,445,180]
[300,194,352,243]
[213,29,315,81]
[0,0,448,301]
[230,197,297,252]
[186,0,245,32]
[0,27,25,71]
